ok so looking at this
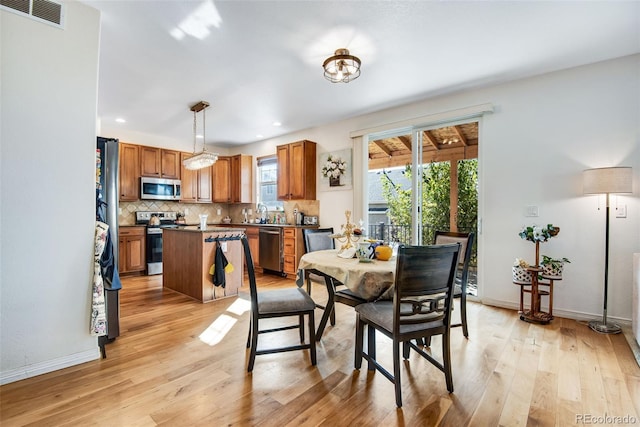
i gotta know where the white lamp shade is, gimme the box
[583,167,632,194]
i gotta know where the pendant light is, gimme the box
[182,101,218,170]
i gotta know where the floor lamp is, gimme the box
[583,166,633,334]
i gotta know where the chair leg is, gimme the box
[329,302,336,326]
[425,335,432,347]
[402,341,410,359]
[393,339,402,407]
[443,332,453,393]
[308,311,317,366]
[367,325,376,371]
[247,314,259,372]
[246,315,252,349]
[460,294,469,338]
[299,314,305,343]
[354,314,364,369]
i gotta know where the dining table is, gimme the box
[296,249,397,340]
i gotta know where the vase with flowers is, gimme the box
[321,154,347,187]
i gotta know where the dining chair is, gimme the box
[302,228,366,329]
[354,243,460,407]
[242,236,317,372]
[434,231,475,338]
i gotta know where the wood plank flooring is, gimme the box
[1,273,639,426]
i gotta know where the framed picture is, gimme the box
[319,148,352,191]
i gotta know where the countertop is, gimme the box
[163,226,244,233]
[180,222,319,229]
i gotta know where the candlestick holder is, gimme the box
[333,210,359,251]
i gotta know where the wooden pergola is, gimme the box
[368,121,478,231]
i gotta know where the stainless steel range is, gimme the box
[135,211,178,275]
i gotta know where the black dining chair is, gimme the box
[354,243,460,407]
[242,236,317,372]
[302,228,366,329]
[434,231,475,338]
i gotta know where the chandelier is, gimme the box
[182,101,218,170]
[322,48,361,83]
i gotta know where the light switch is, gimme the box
[221,242,227,252]
[525,205,539,217]
[615,205,627,218]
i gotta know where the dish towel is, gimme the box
[209,241,234,288]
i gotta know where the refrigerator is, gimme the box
[96,136,121,354]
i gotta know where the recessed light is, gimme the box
[196,134,204,139]
[256,134,264,138]
[272,122,281,127]
[115,118,126,123]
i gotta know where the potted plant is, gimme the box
[540,255,570,279]
[512,258,533,284]
[518,224,560,266]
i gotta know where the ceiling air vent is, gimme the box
[1,0,64,28]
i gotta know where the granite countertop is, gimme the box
[180,222,319,229]
[163,225,245,233]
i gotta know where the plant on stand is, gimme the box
[540,255,570,278]
[518,224,560,266]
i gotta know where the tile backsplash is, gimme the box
[119,200,320,226]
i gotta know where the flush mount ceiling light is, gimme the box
[323,48,361,83]
[182,101,218,170]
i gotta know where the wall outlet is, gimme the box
[216,208,221,215]
[615,205,627,218]
[184,208,189,215]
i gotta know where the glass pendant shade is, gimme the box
[183,100,218,170]
[323,48,361,83]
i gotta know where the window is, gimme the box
[257,156,283,210]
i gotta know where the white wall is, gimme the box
[0,3,101,383]
[233,54,640,322]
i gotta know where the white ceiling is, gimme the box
[83,0,639,147]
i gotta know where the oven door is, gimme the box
[146,228,163,275]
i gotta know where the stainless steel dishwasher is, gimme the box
[259,227,283,273]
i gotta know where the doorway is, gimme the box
[365,120,479,294]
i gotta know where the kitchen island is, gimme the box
[162,226,245,302]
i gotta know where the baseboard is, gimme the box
[0,348,100,386]
[480,298,632,325]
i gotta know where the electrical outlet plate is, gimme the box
[615,205,627,218]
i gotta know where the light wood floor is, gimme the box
[2,273,639,426]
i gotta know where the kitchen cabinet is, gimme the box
[246,227,260,269]
[277,140,316,200]
[118,226,146,275]
[231,155,253,203]
[282,227,305,276]
[212,156,231,203]
[180,152,212,203]
[213,155,253,203]
[118,142,140,201]
[140,146,181,179]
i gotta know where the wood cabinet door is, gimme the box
[198,165,212,202]
[118,142,139,201]
[126,236,146,272]
[288,141,307,199]
[161,149,180,179]
[118,227,146,273]
[180,152,198,202]
[246,228,260,268]
[212,156,231,202]
[276,144,290,200]
[140,146,161,177]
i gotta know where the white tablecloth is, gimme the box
[298,249,396,301]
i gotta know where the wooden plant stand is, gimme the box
[515,240,561,324]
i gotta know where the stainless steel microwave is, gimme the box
[140,177,181,200]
